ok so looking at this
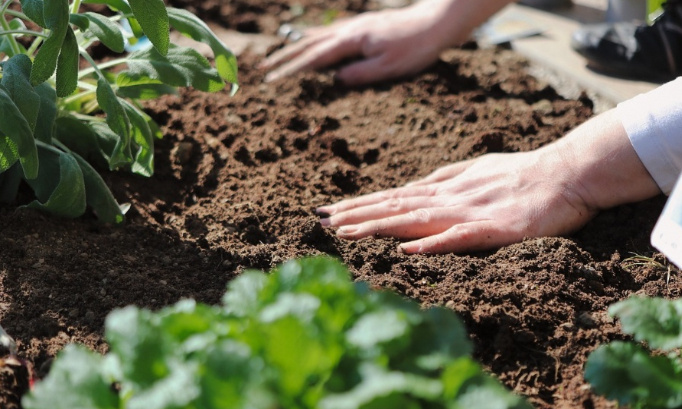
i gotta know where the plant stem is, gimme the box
[0,29,47,38]
[80,50,107,78]
[0,0,13,15]
[25,35,42,56]
[71,0,82,14]
[77,80,97,91]
[61,88,96,106]
[4,9,28,20]
[78,57,128,78]
[35,139,60,153]
[0,0,22,56]
[69,112,105,123]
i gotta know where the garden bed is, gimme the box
[0,0,677,408]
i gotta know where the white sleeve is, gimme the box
[617,77,682,195]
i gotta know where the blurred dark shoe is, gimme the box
[518,0,572,9]
[571,1,682,81]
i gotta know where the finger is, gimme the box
[317,184,438,216]
[324,195,454,226]
[264,35,365,82]
[399,221,518,254]
[335,207,473,240]
[259,34,328,70]
[406,161,471,186]
[336,55,397,86]
[337,45,438,85]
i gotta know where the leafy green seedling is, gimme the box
[585,296,682,409]
[23,257,532,409]
[0,0,238,223]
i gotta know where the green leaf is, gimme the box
[0,163,23,203]
[30,0,69,86]
[120,100,154,177]
[320,363,443,409]
[585,341,682,408]
[91,122,129,170]
[222,271,268,317]
[79,12,125,53]
[56,27,79,97]
[442,358,483,400]
[199,340,276,409]
[412,308,473,371]
[19,0,46,28]
[454,375,533,409]
[347,309,411,349]
[259,293,321,324]
[96,76,132,168]
[0,55,40,132]
[105,306,171,388]
[55,116,114,168]
[117,83,178,100]
[610,296,682,351]
[260,314,340,396]
[24,145,86,219]
[117,45,225,92]
[83,0,132,14]
[127,16,145,39]
[167,7,238,86]
[0,87,38,179]
[127,0,169,55]
[158,301,217,344]
[33,84,58,144]
[72,152,126,224]
[0,136,20,174]
[126,361,200,409]
[68,13,89,31]
[22,344,120,409]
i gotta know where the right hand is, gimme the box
[316,109,662,254]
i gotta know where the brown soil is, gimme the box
[0,1,678,408]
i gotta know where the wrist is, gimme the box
[551,109,661,211]
[423,0,515,48]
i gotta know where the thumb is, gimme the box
[336,55,399,86]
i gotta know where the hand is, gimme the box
[260,1,463,85]
[317,110,661,254]
[318,150,596,254]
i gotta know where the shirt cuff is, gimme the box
[617,77,682,195]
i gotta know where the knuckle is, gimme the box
[407,208,432,224]
[385,198,404,212]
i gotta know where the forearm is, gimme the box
[410,0,515,48]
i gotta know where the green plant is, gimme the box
[0,0,237,223]
[23,257,532,409]
[585,296,682,409]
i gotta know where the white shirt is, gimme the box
[618,77,682,195]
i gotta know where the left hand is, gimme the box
[259,2,463,85]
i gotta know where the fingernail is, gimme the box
[316,206,335,216]
[264,73,278,83]
[337,226,357,236]
[319,218,331,227]
[399,242,421,254]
